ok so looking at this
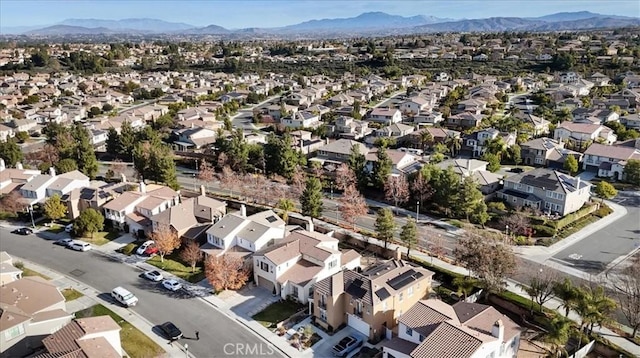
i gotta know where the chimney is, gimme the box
[332,271,344,296]
[240,204,246,217]
[49,166,56,177]
[306,217,314,232]
[0,158,4,171]
[576,176,581,190]
[139,181,146,194]
[16,162,23,170]
[200,185,206,196]
[120,173,127,183]
[491,320,504,342]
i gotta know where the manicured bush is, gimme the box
[594,204,613,218]
[532,224,556,237]
[487,201,507,212]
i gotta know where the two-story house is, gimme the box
[446,112,484,129]
[332,116,372,140]
[253,229,361,303]
[172,127,218,151]
[497,168,591,216]
[516,113,551,136]
[281,110,322,129]
[520,137,583,169]
[312,260,433,342]
[201,207,286,258]
[313,139,370,165]
[368,108,402,125]
[151,195,226,238]
[0,277,73,356]
[372,123,415,141]
[382,299,521,358]
[0,159,40,195]
[37,316,123,358]
[461,129,515,158]
[365,149,421,176]
[436,159,502,194]
[582,143,640,180]
[0,251,22,285]
[102,183,180,233]
[399,97,432,116]
[19,168,89,207]
[554,121,617,146]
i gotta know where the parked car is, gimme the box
[54,238,74,247]
[70,241,92,252]
[332,335,364,357]
[111,286,138,307]
[142,270,163,282]
[162,279,182,291]
[65,224,74,233]
[136,240,155,255]
[144,245,159,256]
[160,321,183,340]
[11,228,33,235]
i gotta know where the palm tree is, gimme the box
[552,278,581,317]
[544,316,571,357]
[445,135,462,157]
[419,130,433,151]
[276,198,295,223]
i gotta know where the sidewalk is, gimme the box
[11,256,188,358]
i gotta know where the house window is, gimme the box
[328,259,337,269]
[320,309,327,321]
[527,186,533,193]
[408,286,414,297]
[382,300,387,311]
[260,262,269,272]
[292,286,299,297]
[406,327,413,336]
[4,324,24,341]
[399,292,404,302]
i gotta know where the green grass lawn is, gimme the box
[146,253,205,283]
[46,224,65,234]
[75,304,164,358]
[61,288,84,301]
[16,263,51,280]
[79,231,120,246]
[252,300,305,328]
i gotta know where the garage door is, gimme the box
[257,276,275,292]
[347,314,370,337]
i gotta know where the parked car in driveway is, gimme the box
[136,240,155,255]
[54,238,73,247]
[142,270,163,282]
[11,228,33,235]
[70,241,92,252]
[160,321,183,340]
[332,335,363,357]
[162,279,182,291]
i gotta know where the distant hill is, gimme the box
[25,25,119,35]
[531,17,640,31]
[535,11,635,22]
[279,11,452,32]
[181,24,230,35]
[59,18,195,32]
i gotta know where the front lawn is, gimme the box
[146,252,204,283]
[252,300,306,328]
[79,231,120,246]
[46,224,65,234]
[14,262,51,280]
[61,288,84,301]
[75,304,164,358]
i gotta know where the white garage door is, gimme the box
[347,314,370,337]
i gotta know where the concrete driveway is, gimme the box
[309,325,365,358]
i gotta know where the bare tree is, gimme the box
[335,163,356,191]
[384,175,410,212]
[428,234,446,260]
[150,225,181,263]
[339,184,369,231]
[611,257,640,337]
[216,152,228,170]
[499,212,531,237]
[518,270,558,314]
[197,159,215,193]
[289,168,306,199]
[0,191,25,215]
[454,235,517,293]
[218,165,238,197]
[205,254,250,292]
[109,159,127,178]
[411,171,434,210]
[179,240,203,273]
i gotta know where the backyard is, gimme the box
[75,304,164,358]
[252,300,306,328]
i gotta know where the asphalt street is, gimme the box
[551,191,640,274]
[0,228,283,358]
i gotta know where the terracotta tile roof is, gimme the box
[381,337,419,355]
[102,191,142,211]
[410,322,483,358]
[276,259,323,286]
[76,337,120,358]
[456,302,522,342]
[557,121,601,134]
[340,249,361,267]
[0,276,64,329]
[42,317,121,358]
[42,320,85,354]
[399,299,458,337]
[584,143,640,160]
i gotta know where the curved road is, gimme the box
[1,228,283,358]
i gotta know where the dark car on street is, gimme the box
[11,228,33,235]
[332,335,363,357]
[160,321,183,340]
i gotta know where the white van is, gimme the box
[111,287,138,307]
[70,241,91,252]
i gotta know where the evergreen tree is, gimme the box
[119,121,136,158]
[300,176,323,218]
[432,166,459,217]
[71,124,98,179]
[400,217,418,257]
[482,152,501,172]
[348,144,368,190]
[374,208,396,249]
[264,134,300,179]
[106,127,122,156]
[371,147,392,190]
[0,138,23,167]
[564,154,579,176]
[456,176,484,221]
[55,158,78,174]
[623,159,640,186]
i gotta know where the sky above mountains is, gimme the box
[2,0,639,29]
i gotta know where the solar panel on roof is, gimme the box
[387,269,424,290]
[265,216,278,223]
[346,278,367,299]
[375,288,390,301]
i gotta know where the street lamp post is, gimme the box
[416,200,420,223]
[192,173,196,192]
[184,343,188,358]
[505,225,509,243]
[330,181,333,200]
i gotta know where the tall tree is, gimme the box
[43,194,67,221]
[623,159,640,186]
[218,165,238,197]
[399,217,418,257]
[348,144,368,190]
[456,176,484,221]
[518,270,558,314]
[55,158,78,174]
[374,208,396,249]
[543,316,572,358]
[384,176,410,212]
[197,159,215,192]
[0,138,23,167]
[563,154,579,176]
[150,225,181,263]
[289,169,307,199]
[335,163,356,191]
[431,166,460,217]
[264,134,300,179]
[105,127,122,156]
[180,240,203,273]
[445,135,462,157]
[371,147,393,189]
[454,235,516,293]
[205,254,250,292]
[411,169,434,211]
[339,184,368,231]
[552,278,581,317]
[611,257,640,337]
[276,198,295,222]
[70,124,98,179]
[594,181,617,203]
[300,176,323,218]
[74,208,104,238]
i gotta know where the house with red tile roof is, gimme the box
[583,142,640,180]
[35,316,122,358]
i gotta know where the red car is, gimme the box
[144,245,159,256]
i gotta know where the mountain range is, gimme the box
[4,11,639,38]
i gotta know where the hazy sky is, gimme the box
[2,0,639,28]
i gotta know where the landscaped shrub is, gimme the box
[487,201,507,212]
[594,204,613,218]
[532,224,556,237]
[552,204,598,231]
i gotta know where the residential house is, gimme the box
[312,260,434,341]
[368,108,402,125]
[572,108,619,125]
[412,111,444,126]
[19,168,89,207]
[332,116,372,140]
[381,299,521,358]
[313,139,369,165]
[457,98,487,114]
[582,143,640,180]
[399,97,432,116]
[0,123,14,141]
[172,127,217,151]
[63,181,128,219]
[497,168,591,216]
[0,277,73,356]
[0,159,40,195]
[290,130,326,155]
[401,127,460,151]
[520,137,582,169]
[36,316,122,358]
[553,121,617,146]
[446,112,484,129]
[102,183,180,234]
[281,110,322,129]
[365,149,421,176]
[0,251,22,285]
[372,123,415,142]
[201,207,286,258]
[620,113,640,130]
[253,229,361,303]
[151,195,226,238]
[588,72,611,87]
[436,159,502,195]
[515,113,551,136]
[327,93,354,107]
[461,129,515,158]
